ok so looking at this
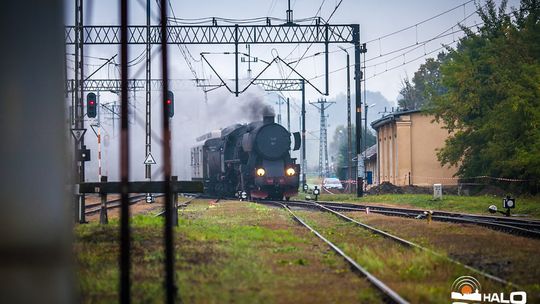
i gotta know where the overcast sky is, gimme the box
[65,0,520,103]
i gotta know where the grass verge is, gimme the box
[345,211,540,300]
[75,200,380,303]
[301,193,540,218]
[294,209,521,303]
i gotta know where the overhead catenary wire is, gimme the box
[363,0,476,44]
[283,0,343,83]
[168,0,200,80]
[305,4,524,83]
[359,6,519,80]
[285,0,480,69]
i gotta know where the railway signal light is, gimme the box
[87,93,97,118]
[166,91,174,118]
[502,196,515,217]
[313,186,320,201]
[503,196,515,209]
[488,196,516,217]
[77,145,91,162]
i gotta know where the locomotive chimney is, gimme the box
[263,113,275,125]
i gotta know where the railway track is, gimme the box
[256,199,520,303]
[267,201,410,304]
[308,201,516,284]
[287,200,540,238]
[154,195,201,217]
[84,194,161,216]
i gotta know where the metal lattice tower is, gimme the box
[310,99,334,178]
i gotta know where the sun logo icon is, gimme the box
[451,276,482,303]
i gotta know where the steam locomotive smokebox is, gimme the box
[263,114,275,125]
[255,123,291,160]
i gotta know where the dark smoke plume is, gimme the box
[239,92,275,121]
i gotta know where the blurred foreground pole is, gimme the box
[0,1,73,303]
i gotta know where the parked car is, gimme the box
[323,177,343,190]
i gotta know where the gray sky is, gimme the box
[65,0,520,103]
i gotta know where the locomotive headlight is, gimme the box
[256,168,266,176]
[286,167,296,176]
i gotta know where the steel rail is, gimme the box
[85,194,156,215]
[289,200,540,238]
[312,200,540,228]
[85,194,147,210]
[263,201,410,304]
[310,202,518,288]
[154,195,201,217]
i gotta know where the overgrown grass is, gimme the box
[346,210,540,296]
[304,193,540,218]
[75,200,379,303]
[295,210,516,303]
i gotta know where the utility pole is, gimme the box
[339,46,353,193]
[97,92,102,181]
[301,81,307,191]
[287,97,290,132]
[354,26,367,196]
[311,99,335,178]
[74,0,86,223]
[364,59,368,190]
[145,0,152,181]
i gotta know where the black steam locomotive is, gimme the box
[191,114,301,200]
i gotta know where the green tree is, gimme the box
[330,125,376,180]
[429,0,540,192]
[398,53,447,110]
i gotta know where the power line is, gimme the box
[267,0,277,16]
[168,0,200,80]
[286,0,480,70]
[365,43,454,81]
[284,0,343,82]
[364,21,483,71]
[363,0,475,44]
[305,7,501,82]
[365,10,479,62]
[326,0,344,22]
[360,6,519,78]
